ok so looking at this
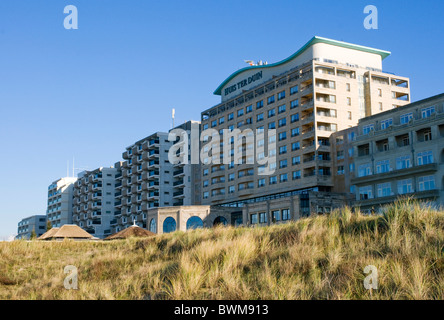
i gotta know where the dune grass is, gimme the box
[1,199,443,300]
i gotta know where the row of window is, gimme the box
[250,209,291,224]
[357,151,434,177]
[359,175,436,199]
[362,105,437,134]
[205,100,302,130]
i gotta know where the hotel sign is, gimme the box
[224,71,263,96]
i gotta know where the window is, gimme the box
[279,159,287,168]
[211,120,217,128]
[272,210,280,222]
[290,99,299,109]
[359,186,373,200]
[280,173,288,182]
[292,156,301,165]
[259,212,267,223]
[228,185,235,194]
[291,113,299,123]
[269,176,277,185]
[268,109,275,118]
[376,160,390,174]
[251,213,258,224]
[257,113,264,122]
[279,146,287,154]
[400,112,413,124]
[258,178,265,188]
[379,102,383,111]
[377,182,392,197]
[378,88,382,97]
[278,131,287,141]
[398,179,413,195]
[203,123,209,130]
[278,118,286,127]
[418,175,435,191]
[346,83,350,92]
[292,170,301,180]
[348,111,352,120]
[282,209,290,221]
[291,127,300,137]
[268,122,276,130]
[396,156,411,170]
[278,105,286,114]
[203,191,209,199]
[163,217,177,233]
[348,148,354,157]
[347,97,351,106]
[358,163,372,177]
[203,168,209,176]
[256,100,263,109]
[267,95,275,104]
[290,85,298,95]
[246,105,253,113]
[421,106,435,119]
[228,112,234,121]
[417,151,433,165]
[237,109,244,117]
[363,124,374,135]
[219,117,225,125]
[381,118,393,130]
[278,91,286,100]
[292,142,300,151]
[337,166,345,175]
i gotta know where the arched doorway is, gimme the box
[213,216,228,227]
[149,218,157,233]
[186,216,204,230]
[163,217,176,233]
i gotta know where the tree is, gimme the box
[46,220,52,231]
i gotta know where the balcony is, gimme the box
[173,179,185,188]
[355,189,439,208]
[173,191,185,199]
[173,168,185,177]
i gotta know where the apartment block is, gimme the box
[46,177,77,228]
[170,120,202,206]
[349,93,444,212]
[72,166,120,239]
[200,36,410,207]
[16,215,47,240]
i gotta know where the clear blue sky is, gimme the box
[1,0,443,239]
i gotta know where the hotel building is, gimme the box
[16,215,47,240]
[349,93,444,212]
[200,36,410,209]
[46,177,77,228]
[72,166,120,239]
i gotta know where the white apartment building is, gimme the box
[46,177,77,228]
[72,166,120,239]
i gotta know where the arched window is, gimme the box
[186,216,204,230]
[163,217,176,233]
[213,216,228,226]
[149,218,157,233]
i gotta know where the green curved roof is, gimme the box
[214,36,391,96]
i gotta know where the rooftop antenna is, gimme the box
[172,108,175,128]
[133,219,137,227]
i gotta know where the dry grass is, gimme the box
[1,199,443,300]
